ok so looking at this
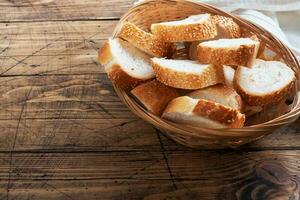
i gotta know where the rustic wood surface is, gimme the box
[0,0,300,199]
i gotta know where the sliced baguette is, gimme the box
[151,58,224,90]
[235,59,296,106]
[197,37,260,67]
[212,15,241,39]
[162,96,245,128]
[99,38,154,90]
[131,80,179,116]
[119,22,175,57]
[151,14,217,42]
[188,84,243,111]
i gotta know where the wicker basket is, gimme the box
[111,0,300,149]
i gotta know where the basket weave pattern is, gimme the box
[111,0,300,149]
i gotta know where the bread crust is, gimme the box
[163,97,245,128]
[212,15,241,38]
[197,42,258,67]
[152,60,224,90]
[98,39,153,91]
[131,80,179,116]
[235,66,296,106]
[106,64,149,91]
[189,84,243,111]
[151,15,217,42]
[193,99,245,128]
[119,22,175,57]
[98,41,112,66]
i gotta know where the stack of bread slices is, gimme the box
[99,13,296,129]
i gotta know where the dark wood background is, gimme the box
[0,0,300,199]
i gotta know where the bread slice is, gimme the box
[131,80,179,116]
[162,96,245,129]
[212,15,241,39]
[235,59,296,106]
[197,37,260,67]
[188,84,243,111]
[223,65,236,87]
[118,22,175,57]
[151,14,217,42]
[151,58,224,90]
[98,38,155,90]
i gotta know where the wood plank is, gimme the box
[0,21,117,75]
[0,73,161,151]
[146,150,300,200]
[0,118,159,151]
[1,180,176,200]
[0,0,132,22]
[0,150,299,199]
[0,74,133,119]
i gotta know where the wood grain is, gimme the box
[0,21,116,75]
[0,0,132,22]
[0,151,299,199]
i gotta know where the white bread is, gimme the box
[99,38,154,90]
[151,58,224,90]
[223,65,235,87]
[131,80,179,116]
[197,37,260,67]
[162,96,245,128]
[235,59,296,106]
[188,16,241,60]
[118,22,175,57]
[188,84,243,111]
[212,15,241,39]
[151,14,217,42]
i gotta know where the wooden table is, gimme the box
[0,1,300,199]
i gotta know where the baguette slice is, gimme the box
[131,80,179,116]
[188,85,243,111]
[162,96,245,128]
[99,38,154,90]
[119,22,175,57]
[235,59,296,106]
[151,14,217,42]
[151,58,224,90]
[197,37,260,67]
[212,15,241,39]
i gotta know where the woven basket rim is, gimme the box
[110,0,300,140]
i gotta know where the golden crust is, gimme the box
[152,61,224,90]
[151,15,217,42]
[197,42,258,67]
[163,96,245,128]
[189,84,243,111]
[131,80,179,116]
[234,67,296,106]
[106,64,149,91]
[193,99,245,128]
[98,42,112,66]
[212,15,241,38]
[119,22,175,57]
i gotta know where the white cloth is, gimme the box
[135,0,300,59]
